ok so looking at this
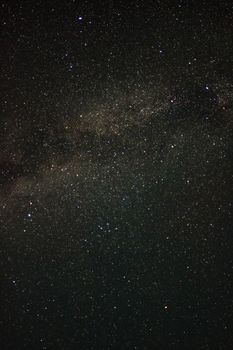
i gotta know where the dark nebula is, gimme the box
[1,1,233,350]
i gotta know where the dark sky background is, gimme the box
[1,1,233,349]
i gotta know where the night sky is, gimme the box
[1,1,233,349]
